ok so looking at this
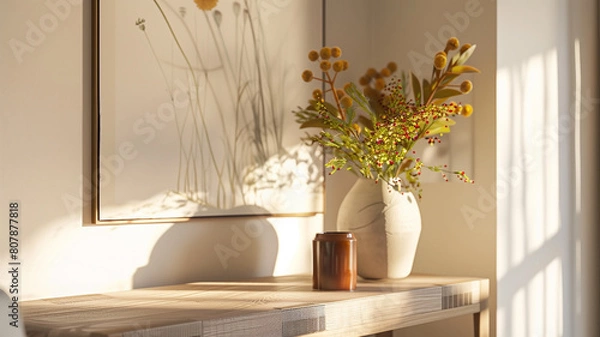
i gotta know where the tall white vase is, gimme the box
[336,178,421,279]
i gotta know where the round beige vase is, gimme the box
[336,178,422,279]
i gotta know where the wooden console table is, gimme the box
[22,274,488,337]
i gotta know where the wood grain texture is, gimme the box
[21,274,488,337]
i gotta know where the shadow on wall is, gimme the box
[133,216,279,288]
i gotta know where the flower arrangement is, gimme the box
[293,37,480,198]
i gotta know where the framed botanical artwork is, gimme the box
[92,0,324,223]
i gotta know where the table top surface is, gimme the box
[22,274,489,337]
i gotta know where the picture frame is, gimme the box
[92,0,324,223]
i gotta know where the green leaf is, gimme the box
[401,71,410,98]
[358,115,373,130]
[323,141,341,148]
[368,98,386,119]
[450,65,481,74]
[322,101,340,117]
[300,119,328,129]
[433,88,463,100]
[344,82,375,117]
[449,52,461,68]
[411,72,421,105]
[439,73,460,87]
[455,44,477,66]
[345,106,356,124]
[426,117,456,135]
[422,79,432,104]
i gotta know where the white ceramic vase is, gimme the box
[336,178,421,279]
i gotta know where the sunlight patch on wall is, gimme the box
[541,47,560,243]
[502,259,564,337]
[271,216,323,277]
[498,47,561,273]
[25,218,170,299]
[545,257,563,335]
[497,47,565,337]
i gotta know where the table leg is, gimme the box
[474,310,489,337]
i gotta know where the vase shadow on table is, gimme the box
[133,209,279,289]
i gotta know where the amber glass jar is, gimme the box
[312,231,357,290]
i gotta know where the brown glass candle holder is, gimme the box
[312,231,357,290]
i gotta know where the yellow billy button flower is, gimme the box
[331,46,342,58]
[308,50,319,62]
[194,0,218,11]
[460,43,472,54]
[446,37,460,51]
[301,70,313,82]
[380,67,391,77]
[461,104,474,117]
[320,60,331,71]
[336,89,345,98]
[333,60,345,72]
[342,60,349,71]
[351,123,361,134]
[374,78,386,91]
[387,61,398,73]
[312,89,323,100]
[460,80,473,94]
[343,82,353,92]
[320,47,332,60]
[366,67,378,79]
[341,96,353,108]
[358,76,370,86]
[434,51,447,70]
